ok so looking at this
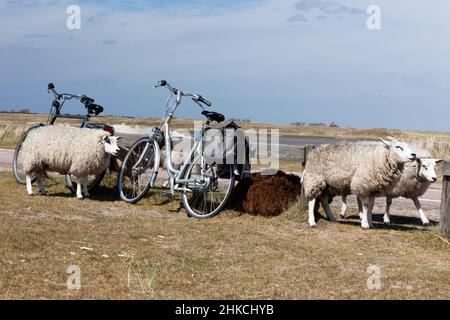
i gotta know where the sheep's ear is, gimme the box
[380,138,391,147]
[435,159,443,164]
[115,136,122,140]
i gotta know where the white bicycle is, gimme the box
[118,80,236,218]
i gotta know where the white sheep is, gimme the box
[21,125,120,199]
[340,149,442,225]
[302,138,416,229]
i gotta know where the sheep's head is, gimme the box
[418,158,443,183]
[380,137,416,163]
[103,135,121,156]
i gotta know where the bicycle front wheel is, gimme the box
[118,137,158,204]
[181,155,235,219]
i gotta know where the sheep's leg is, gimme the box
[82,176,90,198]
[384,197,392,224]
[76,177,83,199]
[368,197,375,228]
[357,197,363,219]
[340,196,347,218]
[314,197,320,215]
[36,175,47,196]
[320,194,336,222]
[308,198,317,228]
[360,196,371,229]
[26,175,33,195]
[413,197,430,225]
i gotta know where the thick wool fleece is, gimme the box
[302,143,402,201]
[384,149,432,199]
[22,125,111,177]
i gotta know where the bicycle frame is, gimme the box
[135,88,210,196]
[47,91,90,126]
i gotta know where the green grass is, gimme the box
[0,172,449,299]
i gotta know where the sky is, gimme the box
[0,0,449,131]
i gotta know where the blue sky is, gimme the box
[1,0,449,131]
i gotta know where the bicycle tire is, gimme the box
[12,124,44,185]
[118,137,158,204]
[181,155,235,219]
[65,170,107,195]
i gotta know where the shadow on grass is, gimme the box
[338,213,435,231]
[49,186,120,201]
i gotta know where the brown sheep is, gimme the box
[229,171,301,216]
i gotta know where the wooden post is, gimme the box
[300,144,315,204]
[440,156,450,236]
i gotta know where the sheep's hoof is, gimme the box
[383,216,391,224]
[328,216,337,222]
[308,221,317,228]
[422,220,430,226]
[361,222,371,229]
[39,191,48,196]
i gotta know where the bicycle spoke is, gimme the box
[119,139,156,203]
[182,158,235,218]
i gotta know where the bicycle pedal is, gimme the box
[161,191,175,198]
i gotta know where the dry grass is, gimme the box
[2,113,450,153]
[0,171,449,299]
[0,113,194,148]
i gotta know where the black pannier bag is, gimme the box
[201,121,251,180]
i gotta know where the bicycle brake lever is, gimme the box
[192,98,205,110]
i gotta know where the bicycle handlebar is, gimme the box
[48,83,83,100]
[154,80,212,107]
[47,83,103,115]
[196,95,212,107]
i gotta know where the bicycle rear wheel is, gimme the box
[181,155,235,219]
[65,170,107,195]
[118,137,158,204]
[13,124,43,185]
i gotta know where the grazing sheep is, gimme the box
[340,150,442,225]
[230,171,301,216]
[302,138,416,228]
[22,125,120,199]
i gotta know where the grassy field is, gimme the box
[0,171,449,299]
[1,113,450,159]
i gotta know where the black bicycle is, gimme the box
[12,83,115,194]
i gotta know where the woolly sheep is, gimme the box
[302,138,416,229]
[22,125,120,199]
[340,149,442,225]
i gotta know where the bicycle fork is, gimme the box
[131,139,160,188]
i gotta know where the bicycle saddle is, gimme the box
[201,110,225,123]
[86,103,104,115]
